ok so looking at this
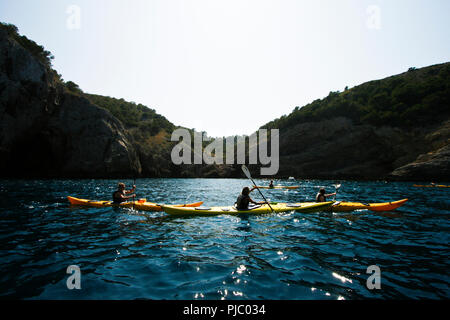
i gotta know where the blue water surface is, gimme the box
[0,178,448,299]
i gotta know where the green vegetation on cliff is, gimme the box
[85,94,175,136]
[263,62,450,130]
[0,22,54,68]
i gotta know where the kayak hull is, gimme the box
[162,201,333,216]
[331,199,408,212]
[67,196,203,212]
[295,202,334,213]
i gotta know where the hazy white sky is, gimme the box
[1,0,449,137]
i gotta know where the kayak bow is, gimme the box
[331,199,408,212]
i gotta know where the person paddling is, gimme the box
[316,188,336,202]
[113,182,136,204]
[269,180,274,188]
[235,187,267,210]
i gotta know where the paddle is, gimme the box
[185,192,193,206]
[333,184,341,201]
[132,177,136,210]
[241,165,274,212]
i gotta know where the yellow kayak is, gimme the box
[161,201,334,216]
[413,184,450,188]
[256,186,299,190]
[67,196,203,212]
[331,199,408,212]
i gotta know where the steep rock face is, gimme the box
[0,28,141,177]
[390,144,450,181]
[389,120,450,180]
[275,117,450,180]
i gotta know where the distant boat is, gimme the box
[288,177,295,180]
[257,185,299,190]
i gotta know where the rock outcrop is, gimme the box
[389,120,450,180]
[0,27,141,177]
[272,116,449,181]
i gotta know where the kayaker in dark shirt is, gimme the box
[235,187,266,210]
[269,180,274,188]
[316,188,336,202]
[113,183,136,204]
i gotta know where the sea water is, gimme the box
[0,179,448,299]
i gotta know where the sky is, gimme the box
[0,0,449,137]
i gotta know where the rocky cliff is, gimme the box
[262,62,450,181]
[0,24,141,178]
[389,120,450,181]
[270,116,449,181]
[1,22,448,181]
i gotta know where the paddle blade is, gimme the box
[333,184,341,201]
[241,165,252,179]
